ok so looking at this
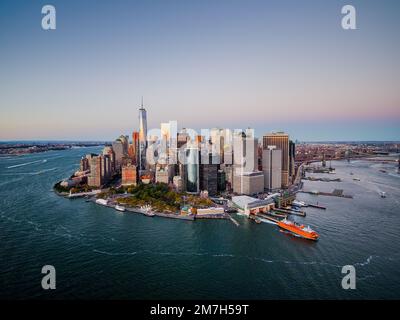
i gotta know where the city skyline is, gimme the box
[1,0,399,141]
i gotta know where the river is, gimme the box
[0,147,399,299]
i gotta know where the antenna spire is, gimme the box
[141,96,144,108]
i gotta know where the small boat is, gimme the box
[292,200,306,207]
[353,178,360,181]
[115,204,126,212]
[380,191,386,198]
[95,199,108,206]
[379,169,387,173]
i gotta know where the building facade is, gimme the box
[233,171,264,195]
[199,164,218,196]
[263,132,290,188]
[262,147,282,191]
[88,155,103,187]
[138,102,148,170]
[121,162,137,186]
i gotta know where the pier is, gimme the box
[257,213,280,224]
[299,189,353,199]
[302,177,341,182]
[274,208,306,217]
[307,203,327,210]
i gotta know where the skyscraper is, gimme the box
[233,130,264,195]
[128,131,139,165]
[87,155,103,187]
[289,140,296,183]
[185,141,199,193]
[262,147,282,191]
[102,146,115,173]
[138,99,147,170]
[199,164,218,196]
[113,135,129,170]
[263,132,289,188]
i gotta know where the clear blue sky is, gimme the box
[0,0,399,141]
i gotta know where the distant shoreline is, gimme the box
[0,142,106,156]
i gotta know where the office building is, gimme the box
[185,141,199,193]
[262,147,282,191]
[263,132,290,188]
[79,157,89,172]
[112,136,128,169]
[138,100,148,170]
[199,164,218,196]
[232,171,264,195]
[121,162,137,186]
[155,164,174,184]
[128,131,139,165]
[102,146,115,174]
[101,154,112,182]
[289,140,296,182]
[173,175,183,192]
[88,155,103,187]
[217,169,226,192]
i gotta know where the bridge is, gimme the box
[345,149,399,164]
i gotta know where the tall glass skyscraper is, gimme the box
[138,100,147,170]
[185,142,199,193]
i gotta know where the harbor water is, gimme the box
[0,147,399,299]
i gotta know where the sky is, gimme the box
[0,0,399,141]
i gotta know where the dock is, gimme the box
[307,203,327,210]
[257,213,280,224]
[274,208,306,217]
[299,189,353,199]
[267,211,287,218]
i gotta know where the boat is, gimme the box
[379,169,387,173]
[258,217,278,225]
[380,191,386,198]
[277,219,319,241]
[292,200,306,207]
[353,178,360,181]
[95,198,108,206]
[115,204,126,212]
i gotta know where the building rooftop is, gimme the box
[232,195,274,210]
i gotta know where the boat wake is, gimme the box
[0,167,57,176]
[0,176,24,187]
[6,159,47,169]
[93,249,138,256]
[354,255,373,266]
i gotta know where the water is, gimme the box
[0,148,399,299]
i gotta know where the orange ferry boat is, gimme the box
[278,219,319,241]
